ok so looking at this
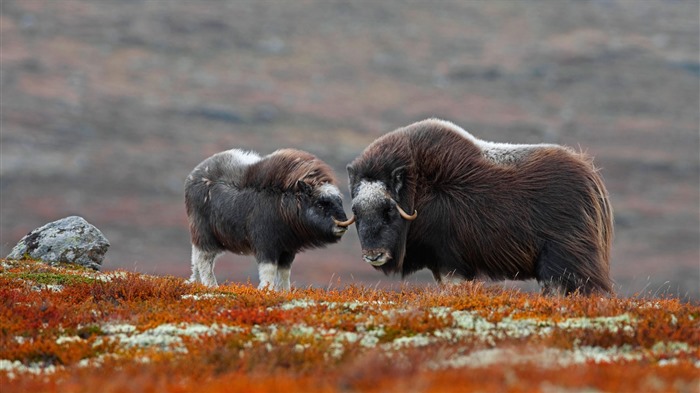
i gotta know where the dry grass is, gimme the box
[1,259,698,392]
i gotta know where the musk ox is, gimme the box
[185,148,353,290]
[346,118,613,295]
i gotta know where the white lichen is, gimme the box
[181,293,229,301]
[56,336,83,345]
[0,359,59,380]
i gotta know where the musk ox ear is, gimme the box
[296,180,313,195]
[346,164,358,197]
[346,164,356,185]
[391,166,407,194]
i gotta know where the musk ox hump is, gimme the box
[205,148,262,172]
[187,148,261,187]
[243,148,338,192]
[421,118,560,166]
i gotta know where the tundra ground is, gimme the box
[1,260,698,392]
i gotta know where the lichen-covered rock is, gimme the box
[7,216,110,270]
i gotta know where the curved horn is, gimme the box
[395,204,418,221]
[333,216,356,227]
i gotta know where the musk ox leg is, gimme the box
[535,241,607,296]
[535,243,579,295]
[275,253,295,291]
[433,270,464,286]
[190,246,221,287]
[257,262,277,290]
[540,281,568,297]
[276,268,291,291]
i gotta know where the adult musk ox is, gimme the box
[185,148,353,290]
[346,118,613,295]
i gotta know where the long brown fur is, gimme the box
[349,119,613,295]
[241,149,338,192]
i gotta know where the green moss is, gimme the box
[76,325,104,338]
[7,272,95,285]
[53,262,95,272]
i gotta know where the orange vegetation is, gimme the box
[1,259,698,392]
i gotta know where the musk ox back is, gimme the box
[347,118,613,295]
[185,148,352,290]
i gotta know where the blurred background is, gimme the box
[1,0,698,298]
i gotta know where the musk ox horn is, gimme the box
[395,204,417,221]
[333,216,356,227]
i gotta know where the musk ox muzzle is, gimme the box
[362,249,391,266]
[348,178,418,270]
[332,216,355,237]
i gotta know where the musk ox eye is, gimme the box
[382,204,393,221]
[316,199,331,210]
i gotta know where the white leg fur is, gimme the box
[189,245,202,283]
[189,261,200,283]
[191,246,220,287]
[276,267,291,291]
[257,263,277,290]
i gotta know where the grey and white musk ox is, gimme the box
[185,148,353,290]
[346,118,613,295]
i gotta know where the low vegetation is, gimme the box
[1,259,698,392]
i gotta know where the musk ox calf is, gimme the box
[185,148,353,290]
[346,118,613,295]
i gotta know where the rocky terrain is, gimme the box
[1,0,698,298]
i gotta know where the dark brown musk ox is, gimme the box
[346,118,613,295]
[185,148,354,290]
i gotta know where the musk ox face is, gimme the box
[347,166,417,271]
[298,181,351,242]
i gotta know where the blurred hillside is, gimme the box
[1,0,698,298]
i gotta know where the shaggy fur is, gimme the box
[347,119,613,295]
[185,148,348,290]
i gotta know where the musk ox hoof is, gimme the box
[6,216,110,271]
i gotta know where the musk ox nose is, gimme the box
[363,251,388,266]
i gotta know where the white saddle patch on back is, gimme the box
[427,118,558,165]
[221,149,261,167]
[477,141,554,165]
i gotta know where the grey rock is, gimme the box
[7,216,110,270]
